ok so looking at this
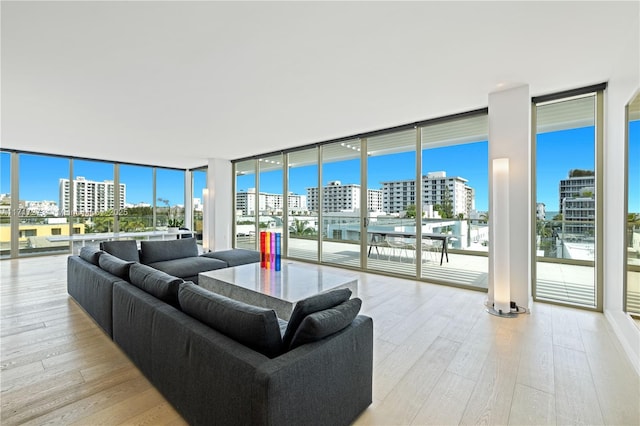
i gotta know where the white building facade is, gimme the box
[236,188,307,215]
[59,177,125,215]
[381,171,474,217]
[559,174,595,236]
[306,181,383,213]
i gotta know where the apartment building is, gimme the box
[382,171,474,217]
[236,188,307,215]
[559,173,595,236]
[58,177,125,215]
[306,181,383,213]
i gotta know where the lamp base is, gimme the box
[486,307,518,318]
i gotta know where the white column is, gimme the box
[205,158,233,252]
[184,169,193,230]
[488,84,531,311]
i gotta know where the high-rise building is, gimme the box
[381,172,474,217]
[236,188,307,215]
[59,177,125,215]
[306,181,383,213]
[559,172,595,235]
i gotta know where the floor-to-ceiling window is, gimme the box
[287,148,319,262]
[231,110,491,290]
[420,113,489,289]
[626,91,640,319]
[0,150,190,258]
[156,168,186,231]
[320,140,361,268]
[365,129,417,276]
[120,164,154,232]
[71,159,117,237]
[533,87,603,309]
[234,160,257,250]
[192,168,207,243]
[258,153,284,250]
[0,151,13,258]
[420,114,490,288]
[17,153,71,256]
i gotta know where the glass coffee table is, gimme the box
[198,261,358,320]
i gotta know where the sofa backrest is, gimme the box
[100,240,140,262]
[179,282,283,358]
[140,238,198,264]
[129,263,184,308]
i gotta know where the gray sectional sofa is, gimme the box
[67,242,373,426]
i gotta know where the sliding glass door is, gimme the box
[533,90,603,308]
[365,129,417,276]
[320,140,361,268]
[287,149,319,262]
[420,114,489,289]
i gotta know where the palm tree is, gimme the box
[289,219,315,236]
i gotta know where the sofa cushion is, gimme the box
[282,288,352,349]
[147,257,227,282]
[129,263,184,307]
[79,246,103,265]
[201,249,260,267]
[178,283,283,358]
[98,252,134,279]
[140,238,199,264]
[100,240,140,262]
[289,298,362,350]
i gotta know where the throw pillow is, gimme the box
[100,240,140,262]
[79,246,103,265]
[289,298,362,350]
[129,263,184,307]
[179,283,283,358]
[98,252,134,280]
[282,288,352,349]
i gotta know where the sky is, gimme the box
[2,123,640,213]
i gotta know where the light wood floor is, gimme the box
[1,255,639,425]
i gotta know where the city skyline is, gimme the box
[2,123,639,214]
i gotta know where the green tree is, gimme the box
[289,219,315,236]
[434,187,454,218]
[405,204,417,219]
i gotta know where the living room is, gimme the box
[2,1,639,425]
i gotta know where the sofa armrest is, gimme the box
[252,315,373,426]
[67,255,126,337]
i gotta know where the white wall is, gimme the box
[603,19,640,374]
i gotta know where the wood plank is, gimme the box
[508,383,556,425]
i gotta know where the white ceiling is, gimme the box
[1,1,638,169]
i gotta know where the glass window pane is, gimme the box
[258,154,284,253]
[156,168,185,230]
[321,139,361,267]
[17,154,71,256]
[1,151,12,258]
[120,164,153,232]
[235,160,257,249]
[535,94,597,307]
[288,149,318,261]
[627,94,640,317]
[192,168,207,243]
[70,160,116,242]
[366,129,417,276]
[421,114,489,289]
